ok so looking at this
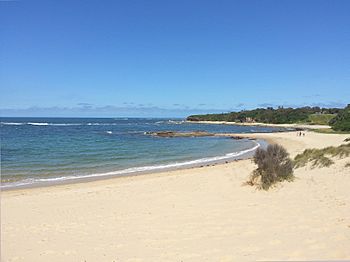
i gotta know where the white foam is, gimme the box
[87,123,118,126]
[1,122,82,126]
[1,141,260,189]
[49,123,81,126]
[155,120,185,125]
[1,122,24,125]
[27,122,49,126]
[2,121,184,126]
[167,120,185,124]
[106,131,113,134]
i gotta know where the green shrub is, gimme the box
[329,104,350,131]
[246,144,294,190]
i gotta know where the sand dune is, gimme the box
[2,131,350,261]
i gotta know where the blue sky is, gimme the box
[1,0,349,117]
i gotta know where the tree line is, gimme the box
[187,105,350,131]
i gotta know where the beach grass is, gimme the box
[293,143,350,168]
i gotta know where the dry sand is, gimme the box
[1,131,350,261]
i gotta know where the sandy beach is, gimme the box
[2,131,350,261]
[187,120,332,130]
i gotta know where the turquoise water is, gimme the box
[1,118,285,188]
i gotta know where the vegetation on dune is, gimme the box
[246,142,350,191]
[294,149,334,168]
[246,144,294,190]
[329,104,350,131]
[187,106,341,125]
[293,143,350,169]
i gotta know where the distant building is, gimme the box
[245,117,255,123]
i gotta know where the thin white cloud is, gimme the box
[0,105,229,118]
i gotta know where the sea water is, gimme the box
[0,118,286,189]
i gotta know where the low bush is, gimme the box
[246,144,294,190]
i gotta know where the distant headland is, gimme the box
[187,104,350,132]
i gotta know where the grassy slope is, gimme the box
[307,114,335,125]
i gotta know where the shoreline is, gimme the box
[2,129,347,191]
[0,121,315,191]
[1,138,266,192]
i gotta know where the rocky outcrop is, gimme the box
[146,131,214,138]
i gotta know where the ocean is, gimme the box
[0,117,286,189]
